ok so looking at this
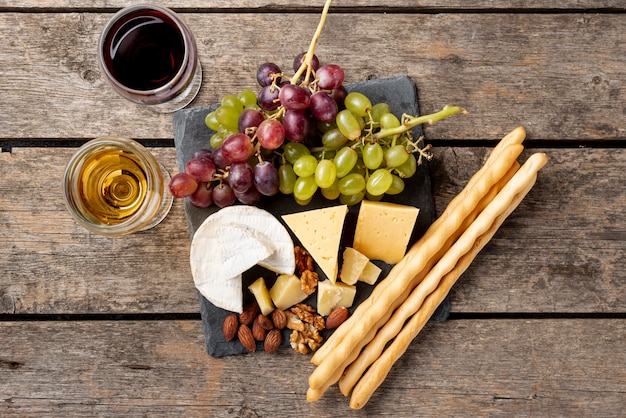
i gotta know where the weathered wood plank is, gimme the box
[1,146,624,314]
[0,319,624,416]
[0,12,624,141]
[1,1,624,11]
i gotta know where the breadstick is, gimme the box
[349,152,547,409]
[308,145,524,390]
[310,141,524,367]
[338,160,520,396]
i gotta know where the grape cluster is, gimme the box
[169,51,463,208]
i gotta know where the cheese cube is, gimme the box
[358,261,382,285]
[353,200,419,264]
[317,280,357,316]
[339,247,369,285]
[269,274,308,310]
[248,277,275,316]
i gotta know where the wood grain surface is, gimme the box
[0,2,624,416]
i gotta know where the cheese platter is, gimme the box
[173,75,450,357]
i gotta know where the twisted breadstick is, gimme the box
[308,144,524,390]
[311,128,525,367]
[348,152,547,409]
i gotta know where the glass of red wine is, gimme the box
[98,5,202,113]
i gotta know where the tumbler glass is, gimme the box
[63,137,173,236]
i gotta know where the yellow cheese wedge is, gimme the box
[282,205,348,282]
[353,200,419,264]
[248,277,275,316]
[269,274,308,311]
[339,247,369,285]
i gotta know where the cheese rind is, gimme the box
[358,261,382,285]
[339,247,369,285]
[281,205,348,282]
[353,200,419,264]
[317,280,357,316]
[269,274,308,310]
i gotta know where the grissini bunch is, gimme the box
[307,128,527,395]
[347,152,548,409]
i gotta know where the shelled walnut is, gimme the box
[285,305,325,354]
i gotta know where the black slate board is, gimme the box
[173,75,449,357]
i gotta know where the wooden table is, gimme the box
[1,1,624,416]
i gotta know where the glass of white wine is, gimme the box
[63,137,173,236]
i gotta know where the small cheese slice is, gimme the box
[248,277,275,316]
[269,273,308,310]
[317,280,357,316]
[339,247,369,285]
[358,261,382,285]
[281,205,348,282]
[353,200,419,264]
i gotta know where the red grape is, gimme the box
[213,183,236,208]
[256,62,282,87]
[316,64,344,90]
[185,156,216,182]
[282,110,310,142]
[211,145,232,169]
[256,119,285,150]
[293,51,320,73]
[253,161,280,196]
[309,91,338,122]
[169,172,198,198]
[227,161,254,192]
[221,133,254,163]
[193,148,212,160]
[278,84,311,111]
[331,85,348,109]
[238,108,265,134]
[234,186,261,205]
[258,85,281,111]
[189,182,214,208]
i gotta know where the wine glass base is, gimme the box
[147,60,203,114]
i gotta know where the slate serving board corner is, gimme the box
[173,75,450,357]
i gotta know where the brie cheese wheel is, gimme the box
[190,205,295,314]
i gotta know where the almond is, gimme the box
[257,314,274,331]
[325,306,349,330]
[271,308,287,330]
[239,301,259,325]
[238,324,256,352]
[223,313,239,341]
[252,316,267,341]
[264,329,282,354]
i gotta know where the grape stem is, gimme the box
[291,0,333,85]
[373,105,467,140]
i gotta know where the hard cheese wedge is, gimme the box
[281,205,348,282]
[353,200,420,264]
[339,247,370,285]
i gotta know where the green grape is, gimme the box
[315,159,337,188]
[366,168,393,196]
[293,175,318,201]
[284,142,311,164]
[340,191,365,206]
[237,89,257,107]
[379,112,401,130]
[215,105,241,130]
[362,142,384,169]
[395,153,417,178]
[321,178,340,200]
[386,174,405,195]
[336,109,362,140]
[371,103,391,123]
[365,191,384,201]
[322,128,349,149]
[354,111,366,130]
[205,111,220,131]
[294,196,313,206]
[317,120,337,133]
[293,155,318,178]
[221,95,244,113]
[338,173,366,195]
[278,163,297,194]
[209,132,224,148]
[384,144,410,168]
[333,147,358,177]
[344,92,372,117]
